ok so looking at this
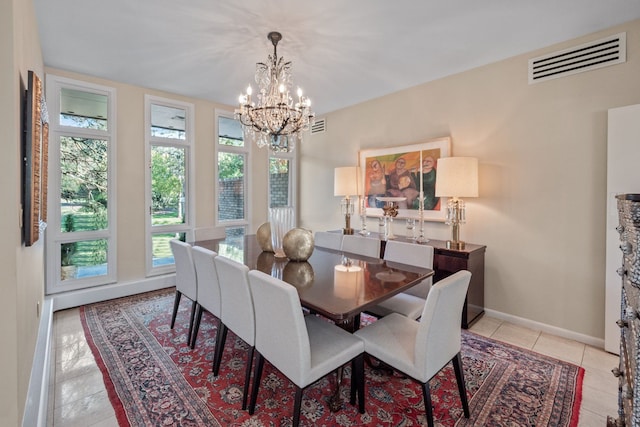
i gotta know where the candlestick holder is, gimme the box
[358,196,370,236]
[416,196,429,243]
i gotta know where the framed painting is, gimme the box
[359,136,451,221]
[23,70,48,246]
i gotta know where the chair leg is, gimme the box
[350,359,357,405]
[452,352,470,418]
[170,291,182,329]
[350,354,365,413]
[190,303,203,349]
[241,346,255,411]
[186,299,197,346]
[292,386,303,427]
[421,381,434,427]
[249,352,265,415]
[212,323,228,376]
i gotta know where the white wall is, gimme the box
[300,19,640,341]
[605,103,640,353]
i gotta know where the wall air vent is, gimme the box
[529,32,626,84]
[311,117,326,134]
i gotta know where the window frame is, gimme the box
[45,75,117,294]
[215,109,251,229]
[145,95,195,276]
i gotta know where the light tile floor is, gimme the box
[49,309,619,426]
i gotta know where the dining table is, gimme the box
[195,233,435,332]
[195,233,434,412]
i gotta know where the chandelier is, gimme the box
[234,32,315,153]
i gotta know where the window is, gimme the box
[216,112,249,227]
[269,146,297,229]
[45,76,116,293]
[269,155,295,208]
[145,96,194,274]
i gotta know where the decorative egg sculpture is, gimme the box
[256,222,273,252]
[283,228,314,261]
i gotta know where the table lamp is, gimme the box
[435,157,478,249]
[334,166,360,235]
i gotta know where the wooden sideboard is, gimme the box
[347,231,487,329]
[426,240,486,329]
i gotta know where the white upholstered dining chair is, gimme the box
[341,234,381,258]
[169,239,198,345]
[247,270,365,426]
[212,255,256,410]
[354,270,472,427]
[189,246,221,349]
[313,231,343,251]
[367,240,434,319]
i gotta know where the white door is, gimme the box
[605,103,640,353]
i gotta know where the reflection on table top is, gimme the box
[195,234,434,324]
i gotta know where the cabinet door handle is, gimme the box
[617,267,627,277]
[616,225,625,234]
[612,367,623,377]
[617,319,629,328]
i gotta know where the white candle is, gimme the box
[419,150,423,201]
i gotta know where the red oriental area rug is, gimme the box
[80,289,583,426]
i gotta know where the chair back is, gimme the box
[248,270,310,385]
[193,226,226,242]
[415,270,471,378]
[192,246,221,318]
[170,239,197,301]
[214,256,255,346]
[314,231,343,251]
[342,235,381,258]
[383,240,434,298]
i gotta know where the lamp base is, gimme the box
[343,228,354,235]
[446,240,466,250]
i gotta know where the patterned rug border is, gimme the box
[80,305,130,426]
[459,330,585,427]
[80,289,585,427]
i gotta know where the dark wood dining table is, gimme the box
[195,233,434,332]
[195,233,434,412]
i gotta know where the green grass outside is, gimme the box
[61,206,184,266]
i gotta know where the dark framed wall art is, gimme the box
[23,70,49,246]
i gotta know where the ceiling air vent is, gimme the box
[528,32,626,84]
[311,118,326,134]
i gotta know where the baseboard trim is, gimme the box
[52,275,175,312]
[22,298,53,427]
[484,308,605,349]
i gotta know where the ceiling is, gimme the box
[34,1,640,116]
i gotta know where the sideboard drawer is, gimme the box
[434,254,469,278]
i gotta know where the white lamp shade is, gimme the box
[334,166,360,197]
[435,157,479,198]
